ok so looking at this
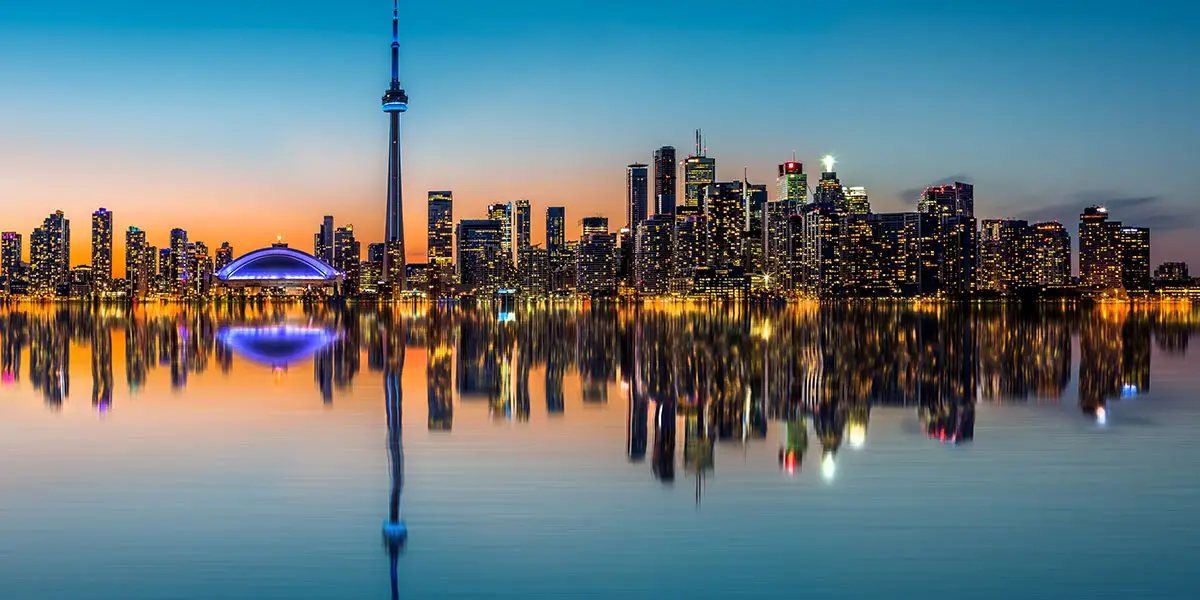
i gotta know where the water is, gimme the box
[1,303,1199,599]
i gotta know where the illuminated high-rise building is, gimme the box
[581,216,609,238]
[920,182,974,218]
[1079,206,1123,288]
[215,242,234,272]
[843,186,870,215]
[812,156,845,208]
[456,219,504,293]
[703,182,744,270]
[1155,262,1189,282]
[653,146,677,216]
[742,181,768,274]
[626,163,649,234]
[1117,227,1151,292]
[1,232,21,280]
[30,211,70,295]
[671,210,707,294]
[334,225,361,294]
[683,155,717,209]
[796,203,842,297]
[124,227,148,298]
[762,201,792,290]
[683,130,715,209]
[427,191,453,265]
[777,161,808,212]
[382,0,410,291]
[1031,221,1071,286]
[514,199,532,257]
[157,247,171,286]
[169,228,188,294]
[635,214,674,295]
[979,219,1032,294]
[576,232,616,295]
[315,216,335,264]
[517,246,549,297]
[487,202,514,263]
[90,208,113,292]
[546,207,565,255]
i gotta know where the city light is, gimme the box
[821,154,836,173]
[821,453,837,482]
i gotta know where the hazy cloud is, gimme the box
[1011,193,1196,232]
[897,174,972,204]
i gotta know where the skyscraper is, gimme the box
[546,207,566,255]
[170,228,188,295]
[125,227,148,298]
[1031,222,1071,286]
[581,217,609,238]
[1,232,21,279]
[315,216,335,264]
[635,214,673,295]
[979,219,1032,294]
[671,211,708,294]
[91,208,113,292]
[653,146,677,216]
[626,163,649,234]
[487,202,514,264]
[1118,227,1151,292]
[843,187,870,215]
[704,182,744,270]
[334,226,361,288]
[1079,206,1122,288]
[812,156,845,207]
[30,212,70,295]
[683,130,716,209]
[576,232,616,295]
[920,182,974,218]
[683,155,717,209]
[456,220,504,293]
[514,199,532,257]
[215,242,234,271]
[796,203,842,297]
[427,191,453,265]
[382,0,410,291]
[777,161,807,212]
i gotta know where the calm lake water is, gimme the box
[1,303,1199,599]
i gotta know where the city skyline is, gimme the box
[2,2,1197,269]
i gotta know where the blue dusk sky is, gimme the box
[0,0,1197,267]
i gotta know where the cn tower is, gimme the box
[382,0,409,290]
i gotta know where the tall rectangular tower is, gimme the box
[91,208,113,291]
[427,191,454,265]
[514,199,532,255]
[626,164,648,233]
[653,147,677,216]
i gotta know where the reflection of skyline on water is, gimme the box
[1,304,1196,477]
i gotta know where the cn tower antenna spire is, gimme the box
[390,0,400,86]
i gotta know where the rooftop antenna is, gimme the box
[792,149,797,162]
[695,129,702,157]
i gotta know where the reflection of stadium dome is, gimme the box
[217,325,338,367]
[215,247,341,286]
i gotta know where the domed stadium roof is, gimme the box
[215,247,341,284]
[216,325,338,367]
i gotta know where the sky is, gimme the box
[1,0,1198,271]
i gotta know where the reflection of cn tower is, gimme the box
[382,353,407,599]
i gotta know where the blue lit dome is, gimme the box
[217,325,338,368]
[215,247,341,284]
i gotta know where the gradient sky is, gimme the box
[1,0,1198,270]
